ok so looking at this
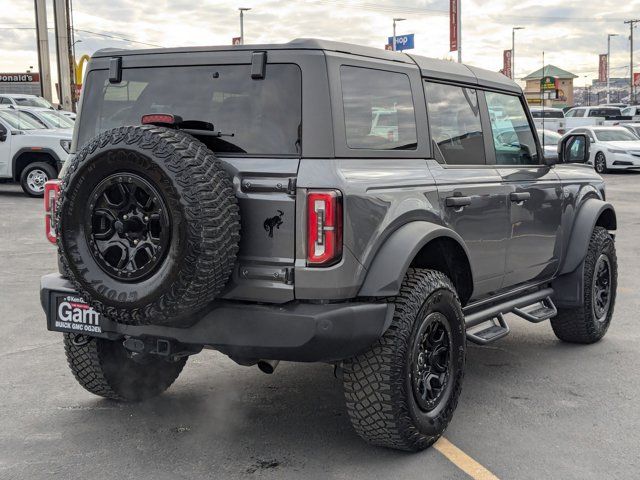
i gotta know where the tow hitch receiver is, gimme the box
[123,337,202,360]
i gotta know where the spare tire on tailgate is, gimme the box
[57,125,240,326]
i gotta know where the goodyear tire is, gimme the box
[64,333,186,401]
[342,269,466,451]
[57,126,240,326]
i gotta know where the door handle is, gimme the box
[510,192,531,203]
[445,196,472,208]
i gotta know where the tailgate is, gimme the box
[218,157,298,303]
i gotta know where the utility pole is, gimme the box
[607,33,619,104]
[392,17,405,51]
[53,0,73,111]
[239,8,251,45]
[512,26,524,81]
[625,20,639,104]
[33,0,52,103]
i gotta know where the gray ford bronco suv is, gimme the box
[40,39,617,452]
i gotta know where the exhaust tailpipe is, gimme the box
[257,359,280,374]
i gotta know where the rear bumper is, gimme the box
[40,273,393,363]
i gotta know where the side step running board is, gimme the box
[464,288,556,345]
[513,296,557,323]
[466,314,510,345]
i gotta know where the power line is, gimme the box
[0,25,162,47]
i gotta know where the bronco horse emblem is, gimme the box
[264,210,284,238]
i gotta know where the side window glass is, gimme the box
[0,98,10,105]
[340,66,417,150]
[425,82,485,165]
[566,109,575,118]
[575,109,585,118]
[485,91,539,165]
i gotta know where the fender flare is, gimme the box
[358,221,473,297]
[558,199,616,276]
[12,147,62,181]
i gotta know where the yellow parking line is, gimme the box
[434,437,500,480]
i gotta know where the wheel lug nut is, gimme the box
[123,214,128,220]
[134,239,139,245]
[144,216,149,221]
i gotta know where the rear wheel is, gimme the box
[20,162,56,197]
[342,269,466,451]
[594,152,608,174]
[551,227,617,343]
[64,333,187,401]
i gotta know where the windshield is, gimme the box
[78,64,302,155]
[538,130,562,146]
[594,129,638,142]
[35,110,74,128]
[0,110,47,130]
[13,96,53,108]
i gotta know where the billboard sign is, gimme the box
[450,0,458,51]
[232,37,241,45]
[540,76,558,91]
[0,73,40,83]
[634,72,640,87]
[388,34,414,51]
[599,54,608,83]
[503,50,512,79]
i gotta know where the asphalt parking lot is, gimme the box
[1,172,639,480]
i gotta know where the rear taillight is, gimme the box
[44,180,61,244]
[307,190,343,266]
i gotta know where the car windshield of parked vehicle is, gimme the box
[78,64,302,154]
[13,96,53,108]
[538,130,562,146]
[531,110,564,119]
[0,109,47,130]
[594,129,638,142]
[341,66,417,150]
[486,92,539,165]
[34,110,74,128]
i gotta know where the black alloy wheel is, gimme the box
[592,254,612,322]
[411,313,451,412]
[87,173,171,282]
[594,152,608,174]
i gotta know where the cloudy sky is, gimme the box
[2,0,640,98]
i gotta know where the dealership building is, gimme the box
[523,65,578,108]
[0,72,42,96]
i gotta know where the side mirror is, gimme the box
[558,133,590,164]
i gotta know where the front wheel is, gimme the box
[551,227,617,343]
[342,269,466,451]
[64,333,187,401]
[20,162,56,197]
[594,152,608,174]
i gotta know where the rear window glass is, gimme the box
[78,64,302,155]
[340,66,417,150]
[531,110,564,119]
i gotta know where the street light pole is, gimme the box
[392,17,405,51]
[607,33,619,103]
[625,20,639,104]
[239,7,251,45]
[512,27,524,81]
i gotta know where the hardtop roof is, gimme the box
[93,38,521,94]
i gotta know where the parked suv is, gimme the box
[40,40,617,452]
[0,108,70,196]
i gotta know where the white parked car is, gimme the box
[8,106,75,130]
[0,109,71,196]
[0,93,76,120]
[568,126,640,173]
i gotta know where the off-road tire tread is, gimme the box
[342,268,464,451]
[551,226,617,343]
[56,126,240,326]
[63,333,186,401]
